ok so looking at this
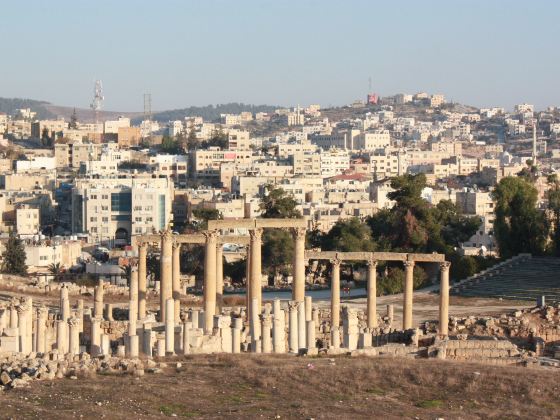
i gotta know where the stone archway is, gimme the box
[115,227,129,246]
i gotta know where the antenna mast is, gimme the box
[90,80,104,125]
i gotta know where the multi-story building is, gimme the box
[16,205,40,236]
[71,177,173,245]
[355,130,391,151]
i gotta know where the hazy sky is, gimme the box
[1,0,559,111]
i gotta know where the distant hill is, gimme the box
[145,103,280,124]
[0,97,279,124]
[0,97,56,119]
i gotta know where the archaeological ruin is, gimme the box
[1,218,559,388]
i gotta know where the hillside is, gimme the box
[0,97,55,119]
[144,102,281,124]
[0,97,279,123]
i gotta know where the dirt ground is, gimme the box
[0,354,558,419]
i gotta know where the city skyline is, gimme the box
[1,0,559,111]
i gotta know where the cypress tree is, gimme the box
[2,231,27,275]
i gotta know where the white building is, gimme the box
[71,177,174,246]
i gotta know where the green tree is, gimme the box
[48,262,63,281]
[377,265,428,295]
[223,258,247,285]
[186,129,198,151]
[2,231,27,275]
[160,135,181,154]
[321,218,375,252]
[492,176,548,258]
[546,174,560,255]
[260,185,301,218]
[201,128,228,149]
[190,208,222,231]
[262,229,294,275]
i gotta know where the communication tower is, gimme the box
[90,80,104,124]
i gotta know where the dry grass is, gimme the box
[0,355,558,419]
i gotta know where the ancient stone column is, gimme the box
[16,302,28,354]
[156,337,166,357]
[272,299,286,354]
[100,334,110,356]
[306,320,316,350]
[130,267,139,322]
[232,317,243,354]
[261,305,272,353]
[215,243,224,314]
[172,242,181,321]
[160,230,173,322]
[386,304,394,325]
[249,228,263,321]
[182,321,192,355]
[203,230,218,334]
[331,258,341,329]
[292,227,306,302]
[23,297,33,353]
[9,302,18,329]
[367,259,378,329]
[94,280,104,319]
[128,334,139,358]
[138,242,148,319]
[288,301,299,353]
[297,301,306,349]
[105,303,114,321]
[165,298,175,355]
[245,249,251,312]
[68,317,80,356]
[250,297,261,343]
[56,319,68,354]
[76,299,84,333]
[36,306,48,354]
[305,296,312,321]
[342,306,358,351]
[143,324,153,357]
[438,261,451,337]
[403,261,415,330]
[90,317,102,356]
[60,286,70,322]
[190,309,200,330]
[331,327,340,349]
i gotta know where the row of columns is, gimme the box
[137,227,307,333]
[329,259,451,335]
[137,230,451,338]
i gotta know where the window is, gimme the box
[90,217,97,222]
[111,192,132,212]
[111,215,129,221]
[91,194,97,199]
[101,206,108,211]
[135,217,142,222]
[102,217,108,222]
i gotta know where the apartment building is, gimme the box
[71,177,173,245]
[355,130,391,151]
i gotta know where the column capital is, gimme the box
[172,241,181,250]
[203,230,218,240]
[249,227,263,241]
[162,229,173,241]
[292,227,306,240]
[439,261,451,271]
[67,317,80,327]
[367,258,378,268]
[403,260,415,268]
[330,258,342,267]
[37,305,48,317]
[288,301,299,311]
[138,241,148,249]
